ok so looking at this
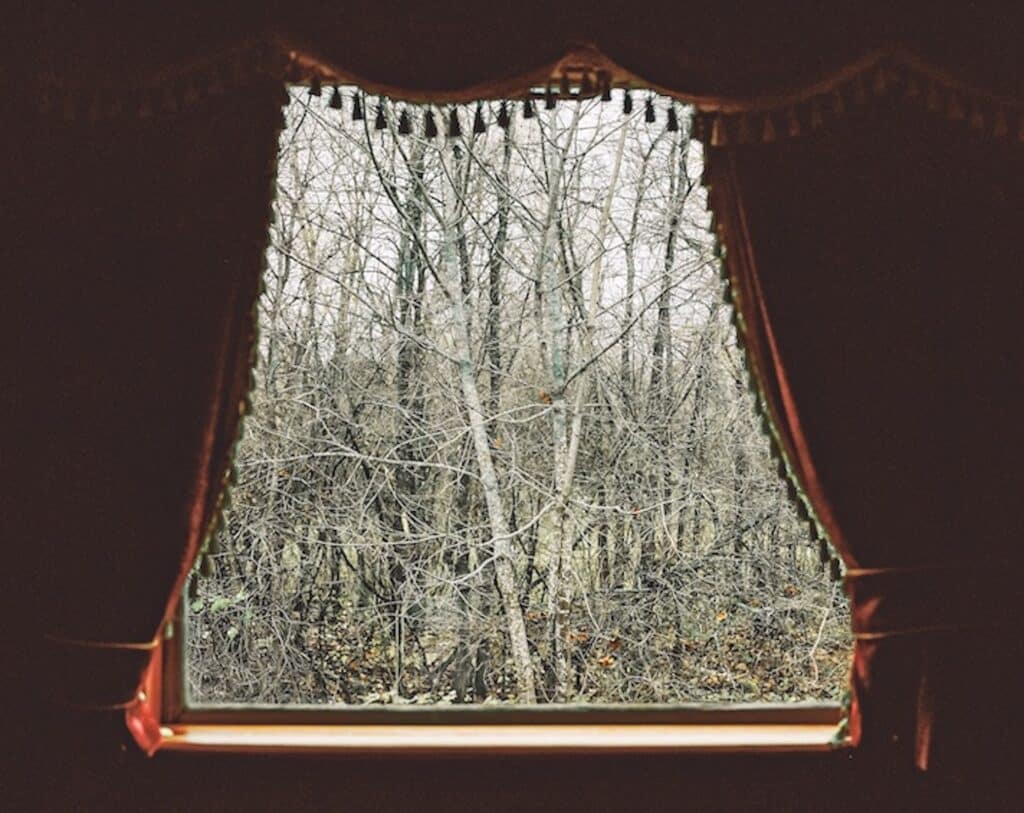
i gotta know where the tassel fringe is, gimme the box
[693,56,1024,148]
[69,45,1014,145]
[448,107,462,138]
[49,41,1024,145]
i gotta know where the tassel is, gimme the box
[809,98,823,129]
[309,75,322,97]
[523,97,535,119]
[106,94,124,119]
[851,75,867,105]
[692,113,707,143]
[559,73,570,98]
[398,108,412,135]
[86,96,101,124]
[644,94,655,123]
[448,107,462,137]
[761,113,777,143]
[818,539,830,565]
[188,574,199,601]
[787,107,801,137]
[829,557,842,583]
[600,71,612,102]
[208,70,227,97]
[352,92,364,121]
[473,102,486,134]
[545,84,556,110]
[161,87,179,114]
[710,113,728,146]
[666,103,679,132]
[374,101,387,130]
[872,65,888,95]
[329,85,343,110]
[946,93,966,120]
[795,498,810,522]
[992,110,1008,138]
[200,553,215,578]
[831,89,846,117]
[736,114,753,144]
[623,89,633,115]
[580,71,593,96]
[497,101,511,129]
[424,109,438,138]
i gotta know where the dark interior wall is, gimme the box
[4,7,1023,810]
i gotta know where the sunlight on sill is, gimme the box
[159,723,843,754]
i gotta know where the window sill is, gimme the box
[159,723,843,755]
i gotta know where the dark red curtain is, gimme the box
[4,0,1023,774]
[0,77,285,747]
[704,96,1024,772]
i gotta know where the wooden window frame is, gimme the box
[160,81,848,754]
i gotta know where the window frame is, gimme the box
[159,80,850,753]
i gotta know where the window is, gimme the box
[165,85,850,749]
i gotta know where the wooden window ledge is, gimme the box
[159,723,841,755]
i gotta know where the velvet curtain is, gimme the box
[704,97,1024,772]
[0,74,285,747]
[4,1,1022,771]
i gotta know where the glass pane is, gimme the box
[185,87,851,706]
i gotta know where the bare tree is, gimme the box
[186,89,851,707]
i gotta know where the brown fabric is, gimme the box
[705,96,1024,772]
[0,80,284,711]
[4,0,1023,772]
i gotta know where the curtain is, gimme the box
[703,95,1024,772]
[0,73,285,751]
[4,1,1022,771]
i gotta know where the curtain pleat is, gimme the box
[704,98,1024,772]
[0,79,285,738]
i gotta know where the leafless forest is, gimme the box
[186,88,851,706]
